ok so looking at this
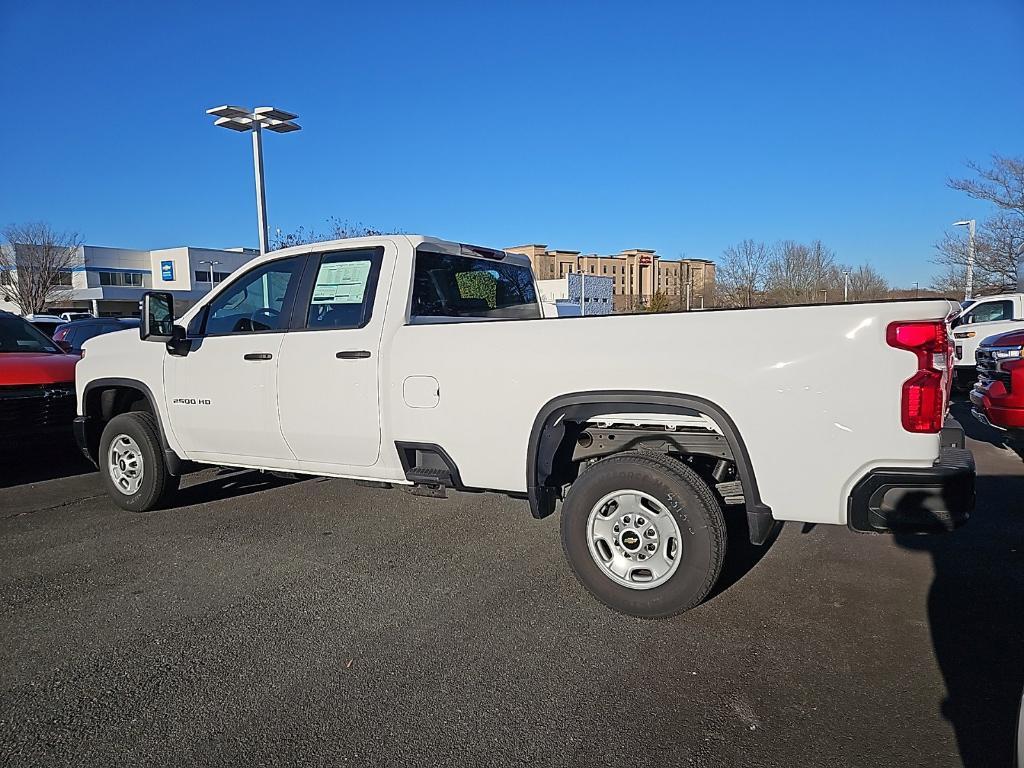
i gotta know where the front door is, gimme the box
[164,255,304,463]
[277,246,389,469]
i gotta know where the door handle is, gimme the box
[243,353,273,361]
[336,350,372,359]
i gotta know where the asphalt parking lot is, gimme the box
[1,400,1022,768]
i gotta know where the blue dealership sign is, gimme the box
[160,260,174,281]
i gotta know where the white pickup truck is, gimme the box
[74,235,974,618]
[950,292,1024,389]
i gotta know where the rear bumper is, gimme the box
[848,421,974,533]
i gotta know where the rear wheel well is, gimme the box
[527,391,777,545]
[546,417,734,499]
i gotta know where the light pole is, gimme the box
[199,259,221,286]
[843,270,850,302]
[912,281,919,298]
[953,219,976,301]
[207,105,301,255]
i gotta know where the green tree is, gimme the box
[646,291,671,313]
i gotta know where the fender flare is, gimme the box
[80,377,184,475]
[526,390,778,545]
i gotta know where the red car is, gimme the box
[0,311,80,441]
[970,328,1024,433]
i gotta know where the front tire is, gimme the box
[561,451,726,619]
[99,412,179,512]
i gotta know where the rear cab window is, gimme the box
[411,248,540,322]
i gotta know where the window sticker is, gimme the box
[312,260,371,305]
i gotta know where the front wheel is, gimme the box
[99,412,180,512]
[560,451,726,619]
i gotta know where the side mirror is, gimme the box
[140,292,175,342]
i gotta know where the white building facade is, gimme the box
[537,274,614,316]
[0,244,258,317]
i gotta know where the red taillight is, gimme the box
[887,320,947,433]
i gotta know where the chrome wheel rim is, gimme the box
[586,489,682,590]
[107,434,144,495]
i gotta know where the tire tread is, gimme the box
[560,449,727,619]
[99,411,178,512]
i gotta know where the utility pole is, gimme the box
[580,269,586,316]
[954,219,976,301]
[913,281,920,298]
[200,259,221,286]
[843,270,850,302]
[207,105,301,255]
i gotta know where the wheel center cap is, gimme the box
[621,529,642,552]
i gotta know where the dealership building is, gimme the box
[0,243,258,317]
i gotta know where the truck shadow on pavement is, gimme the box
[0,437,95,490]
[170,468,300,508]
[708,509,783,599]
[892,401,1024,767]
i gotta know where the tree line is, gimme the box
[932,154,1024,296]
[714,238,888,308]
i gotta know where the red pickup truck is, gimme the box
[0,311,80,441]
[970,328,1024,433]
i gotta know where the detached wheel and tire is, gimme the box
[561,451,726,619]
[99,412,179,512]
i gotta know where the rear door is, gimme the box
[277,245,391,469]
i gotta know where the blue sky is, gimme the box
[1,0,1021,286]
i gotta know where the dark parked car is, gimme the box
[53,317,140,352]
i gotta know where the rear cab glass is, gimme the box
[411,247,540,321]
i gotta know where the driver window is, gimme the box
[204,257,302,335]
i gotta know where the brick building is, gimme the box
[505,244,715,312]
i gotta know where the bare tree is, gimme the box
[764,239,841,305]
[843,263,889,301]
[271,216,383,250]
[0,222,83,314]
[948,155,1024,216]
[934,155,1024,295]
[932,211,1023,295]
[718,238,889,306]
[717,239,769,307]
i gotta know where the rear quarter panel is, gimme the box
[385,300,953,525]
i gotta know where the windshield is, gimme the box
[0,314,61,353]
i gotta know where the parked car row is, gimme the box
[942,294,1024,436]
[1,311,140,443]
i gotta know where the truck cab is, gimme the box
[950,293,1024,388]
